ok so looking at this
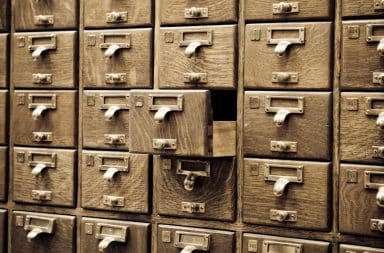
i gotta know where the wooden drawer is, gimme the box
[160,0,237,25]
[341,20,384,90]
[0,34,8,88]
[83,29,152,88]
[159,25,237,89]
[0,210,5,253]
[243,158,331,230]
[0,1,9,31]
[0,147,7,202]
[157,225,235,253]
[245,0,332,21]
[245,22,332,90]
[341,244,384,253]
[81,217,150,253]
[0,90,7,145]
[83,91,130,150]
[343,1,384,17]
[14,0,77,31]
[84,0,152,28]
[242,234,330,253]
[13,31,77,88]
[244,91,332,160]
[81,150,149,213]
[340,92,384,164]
[11,211,75,253]
[154,156,236,221]
[13,147,76,207]
[129,90,236,157]
[12,91,77,148]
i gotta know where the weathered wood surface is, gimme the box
[0,209,6,253]
[0,148,6,202]
[0,1,9,31]
[0,91,7,145]
[0,34,8,88]
[342,1,384,17]
[340,244,384,253]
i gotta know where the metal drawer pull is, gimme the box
[185,41,204,58]
[374,0,384,10]
[98,155,129,182]
[103,168,120,182]
[148,94,184,123]
[174,231,210,252]
[31,105,48,120]
[378,39,384,56]
[264,164,303,197]
[179,30,213,58]
[181,245,198,253]
[262,240,302,253]
[373,72,384,86]
[104,134,126,145]
[24,215,55,242]
[104,44,121,57]
[267,27,305,57]
[365,97,384,128]
[377,187,384,208]
[33,132,53,143]
[103,195,125,207]
[177,160,211,191]
[184,7,208,19]
[100,94,129,121]
[373,146,384,159]
[32,190,52,201]
[106,11,128,23]
[31,164,48,176]
[104,105,122,121]
[34,15,54,26]
[95,223,128,252]
[272,2,299,14]
[184,72,208,84]
[364,171,384,207]
[370,219,384,232]
[265,96,304,127]
[105,73,127,84]
[153,138,177,150]
[272,72,299,84]
[28,94,57,120]
[28,34,57,60]
[100,33,131,58]
[274,41,292,56]
[377,112,384,128]
[366,24,384,56]
[33,73,52,84]
[270,209,297,222]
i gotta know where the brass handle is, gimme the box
[275,72,291,82]
[181,245,198,253]
[104,105,121,121]
[377,112,384,128]
[274,40,292,56]
[376,73,384,85]
[378,220,384,232]
[276,2,293,12]
[154,107,173,123]
[27,228,44,242]
[184,173,197,192]
[186,7,204,18]
[32,105,48,120]
[273,210,290,222]
[273,177,291,197]
[33,132,51,143]
[31,46,50,60]
[378,39,384,56]
[185,41,203,58]
[98,237,116,252]
[377,186,384,208]
[273,109,291,127]
[107,12,124,22]
[103,167,120,182]
[31,163,47,176]
[104,44,122,58]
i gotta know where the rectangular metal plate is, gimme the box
[32,73,52,84]
[183,73,208,84]
[264,164,303,183]
[153,138,177,150]
[262,240,302,253]
[271,72,299,84]
[24,215,55,233]
[179,30,213,47]
[373,146,384,159]
[373,72,384,85]
[103,195,125,207]
[365,97,384,116]
[270,209,298,222]
[100,95,130,110]
[181,202,206,214]
[106,12,128,23]
[366,24,384,42]
[31,190,52,201]
[32,132,53,143]
[28,151,57,168]
[272,2,299,14]
[267,27,305,45]
[148,94,183,111]
[174,231,210,251]
[105,73,127,84]
[370,219,384,231]
[184,7,209,19]
[99,33,131,49]
[104,134,126,145]
[374,0,384,11]
[270,141,298,153]
[95,223,128,242]
[265,96,304,114]
[34,15,54,26]
[364,170,384,189]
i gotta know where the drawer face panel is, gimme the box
[343,1,384,17]
[154,156,236,221]
[13,147,76,207]
[83,91,130,150]
[342,20,384,90]
[82,150,149,213]
[243,158,331,230]
[13,31,76,88]
[244,91,332,160]
[245,22,332,90]
[129,90,211,156]
[340,92,384,164]
[242,234,330,253]
[0,34,8,88]
[0,90,7,145]
[340,164,384,237]
[84,0,152,28]
[159,25,237,89]
[0,210,5,253]
[157,225,235,253]
[0,147,6,202]
[340,244,384,253]
[81,218,150,253]
[14,0,77,30]
[160,0,237,25]
[12,90,77,147]
[0,1,8,31]
[83,29,152,88]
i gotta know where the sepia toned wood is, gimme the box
[341,20,384,90]
[243,158,331,230]
[244,22,332,90]
[0,209,5,253]
[212,121,236,157]
[83,29,152,89]
[157,224,235,253]
[0,147,7,202]
[0,90,7,145]
[0,1,9,31]
[13,147,76,207]
[82,91,130,150]
[154,156,236,221]
[244,91,332,160]
[159,0,237,25]
[342,1,384,17]
[245,0,332,21]
[13,31,77,88]
[80,217,150,253]
[340,92,384,164]
[81,150,149,213]
[12,90,77,148]
[0,34,8,88]
[14,0,77,31]
[11,211,76,253]
[159,25,237,89]
[340,244,384,253]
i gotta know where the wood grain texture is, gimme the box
[340,244,384,253]
[244,91,332,160]
[160,0,237,25]
[159,25,237,89]
[244,22,332,90]
[342,1,384,17]
[12,90,77,148]
[80,217,150,253]
[340,92,384,164]
[11,211,75,253]
[0,0,9,31]
[14,0,77,30]
[0,147,7,202]
[243,158,331,230]
[81,150,149,213]
[83,29,152,89]
[212,121,236,157]
[13,31,77,88]
[0,34,8,88]
[0,209,6,253]
[0,90,7,145]
[13,147,76,207]
[341,20,384,91]
[154,156,236,221]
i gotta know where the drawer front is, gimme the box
[0,210,5,253]
[159,25,237,89]
[83,91,130,150]
[13,91,77,147]
[341,245,384,253]
[343,1,384,17]
[81,218,150,253]
[243,158,331,230]
[13,147,76,207]
[84,0,152,28]
[244,91,331,160]
[13,31,76,88]
[129,90,211,156]
[340,92,384,164]
[83,29,152,88]
[340,164,384,237]
[245,22,332,90]
[157,225,235,253]
[154,156,236,221]
[342,20,384,90]
[81,150,149,213]
[242,234,330,253]
[11,211,75,253]
[0,147,7,202]
[0,90,7,145]
[0,1,9,31]
[0,34,8,88]
[245,0,332,21]
[14,0,77,30]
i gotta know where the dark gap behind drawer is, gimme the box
[211,90,237,121]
